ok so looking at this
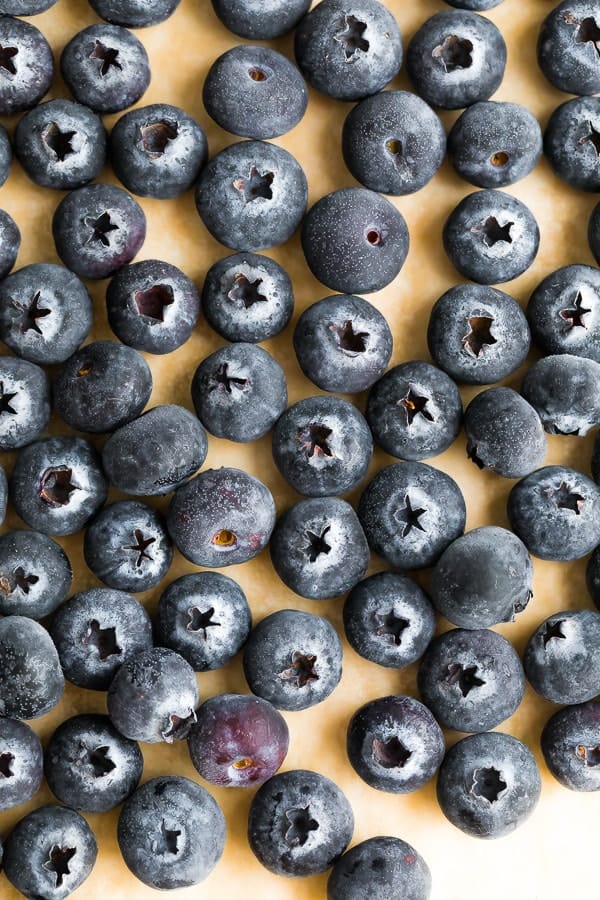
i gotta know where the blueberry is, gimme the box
[328,836,432,900]
[191,342,287,443]
[544,96,600,191]
[2,0,57,12]
[588,201,600,263]
[195,139,307,251]
[49,588,153,691]
[0,466,7,527]
[118,776,225,889]
[342,90,446,195]
[427,283,531,384]
[437,732,541,838]
[418,628,525,733]
[0,124,11,186]
[61,24,150,114]
[294,293,393,393]
[11,436,108,536]
[524,610,600,705]
[89,0,181,28]
[44,714,143,812]
[527,264,600,361]
[211,0,311,39]
[586,542,600,607]
[247,769,353,876]
[102,405,208,496]
[110,103,208,199]
[167,467,275,567]
[358,461,466,569]
[0,717,43,811]
[0,356,50,450]
[407,11,507,110]
[270,497,370,600]
[366,360,462,461]
[347,695,445,793]
[0,16,53,115]
[541,700,600,791]
[0,616,64,719]
[302,187,409,294]
[464,387,546,477]
[272,395,373,496]
[523,353,600,436]
[52,183,147,281]
[243,609,342,711]
[444,0,503,7]
[294,0,402,101]
[155,571,251,671]
[0,209,20,279]
[84,500,173,592]
[0,529,71,619]
[538,1,600,96]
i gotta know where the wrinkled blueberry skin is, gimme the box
[212,0,311,39]
[358,461,466,569]
[586,542,600,607]
[522,354,600,436]
[44,714,143,813]
[508,465,600,561]
[418,628,525,733]
[0,16,53,115]
[84,500,173,593]
[0,124,11,186]
[49,588,153,691]
[0,209,20,279]
[464,387,546,477]
[191,342,287,443]
[294,293,393,393]
[155,571,251,671]
[328,836,432,900]
[61,24,150,114]
[347,695,445,794]
[196,139,307,251]
[89,0,181,28]
[102,405,208,496]
[524,610,600,705]
[0,717,43,811]
[437,732,541,839]
[248,769,353,877]
[270,497,370,600]
[0,616,64,719]
[243,609,342,711]
[366,360,462,461]
[302,187,409,295]
[544,96,600,191]
[2,0,57,12]
[448,101,542,188]
[407,11,507,110]
[272,395,373,497]
[538,1,600,95]
[0,356,50,450]
[0,529,71,619]
[342,91,445,195]
[541,701,600,791]
[589,202,600,263]
[527,265,600,361]
[11,436,108,536]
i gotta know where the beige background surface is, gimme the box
[0,0,598,897]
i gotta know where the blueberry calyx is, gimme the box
[576,744,600,766]
[138,120,178,159]
[334,15,369,62]
[462,315,497,357]
[43,122,77,162]
[542,619,566,648]
[89,40,121,77]
[394,494,427,538]
[43,844,77,888]
[83,620,122,660]
[87,744,116,777]
[444,663,486,698]
[233,165,274,203]
[122,528,155,567]
[284,805,319,847]
[471,767,507,803]
[470,216,513,248]
[548,481,585,514]
[303,526,331,562]
[84,211,118,247]
[152,821,181,855]
[559,292,590,329]
[0,382,17,415]
[297,423,334,459]
[0,44,18,76]
[14,290,51,335]
[39,467,78,506]
[160,709,197,743]
[400,387,434,426]
[372,736,412,769]
[374,610,410,646]
[279,651,319,688]
[432,35,473,73]
[0,751,14,777]
[186,606,221,638]
[134,284,174,322]
[330,319,369,354]
[227,274,266,308]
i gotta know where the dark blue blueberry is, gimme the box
[155,571,251,671]
[527,265,600,361]
[44,714,143,813]
[248,769,353,876]
[0,124,11,186]
[2,0,57,12]
[544,96,600,191]
[328,836,432,900]
[444,0,503,7]
[0,465,7,526]
[0,616,64,719]
[242,609,342,711]
[302,187,409,294]
[524,610,600,705]
[212,0,311,39]
[464,387,546,477]
[0,356,50,450]
[358,461,466,569]
[538,1,600,95]
[0,209,20,279]
[0,717,43,811]
[0,16,53,115]
[521,353,600,435]
[269,497,370,599]
[89,0,181,27]
[588,201,600,263]
[541,701,600,791]
[586,543,600,608]
[0,529,71,619]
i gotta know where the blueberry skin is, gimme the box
[54,341,152,434]
[191,342,287,443]
[437,732,541,838]
[445,0,503,7]
[366,360,462,461]
[508,465,600,561]
[0,263,93,365]
[102,405,208,496]
[242,609,342,711]
[464,387,546,478]
[11,436,108,536]
[89,0,181,28]
[358,461,467,569]
[195,139,307,251]
[0,717,43,811]
[0,16,53,115]
[203,45,307,140]
[328,836,432,900]
[84,500,173,593]
[302,187,409,294]
[427,283,530,385]
[155,571,251,671]
[418,628,525,733]
[541,701,600,791]
[0,356,50,450]
[212,0,311,39]
[0,465,7,527]
[0,209,20,279]
[447,101,543,188]
[522,353,600,435]
[407,11,507,110]
[524,610,600,705]
[347,695,445,794]
[44,714,143,813]
[589,202,600,264]
[269,497,370,600]
[586,542,600,607]
[202,251,293,343]
[49,588,153,691]
[294,294,393,393]
[544,96,600,191]
[2,0,57,12]
[272,395,373,497]
[52,183,147,281]
[248,769,353,877]
[527,264,600,362]
[0,124,11,186]
[538,1,600,96]
[110,103,208,199]
[0,616,64,719]
[342,91,446,196]
[294,0,402,101]
[0,529,71,619]
[61,24,151,114]
[167,467,276,567]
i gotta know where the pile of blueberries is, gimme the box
[2,0,600,897]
